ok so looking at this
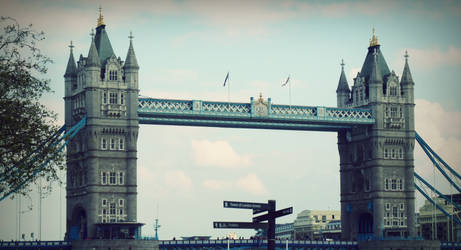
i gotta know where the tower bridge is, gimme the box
[56,10,439,249]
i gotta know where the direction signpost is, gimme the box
[213,200,292,250]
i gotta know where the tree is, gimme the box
[0,17,64,199]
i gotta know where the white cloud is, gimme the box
[236,173,268,195]
[164,170,193,191]
[191,139,252,168]
[414,99,461,193]
[202,173,268,195]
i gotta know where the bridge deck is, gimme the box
[138,97,374,131]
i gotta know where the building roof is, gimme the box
[64,43,77,77]
[360,45,390,85]
[94,24,115,65]
[336,60,350,93]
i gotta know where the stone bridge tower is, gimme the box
[336,30,416,240]
[63,10,141,240]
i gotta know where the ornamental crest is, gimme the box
[254,93,268,117]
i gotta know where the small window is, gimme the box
[384,148,389,159]
[398,179,403,190]
[391,179,397,190]
[101,172,107,185]
[110,203,116,215]
[391,107,397,117]
[109,172,116,185]
[119,208,123,215]
[385,203,390,210]
[103,92,107,104]
[110,92,117,104]
[400,203,404,210]
[119,138,124,150]
[101,138,107,150]
[119,172,124,185]
[393,207,398,217]
[385,179,389,190]
[386,212,390,218]
[391,149,396,159]
[120,93,124,105]
[119,199,124,207]
[102,199,107,207]
[103,208,107,215]
[399,148,403,159]
[110,138,115,150]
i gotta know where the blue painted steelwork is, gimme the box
[415,133,461,194]
[138,97,374,131]
[158,239,358,250]
[414,184,461,226]
[0,241,71,249]
[414,172,461,211]
[0,116,87,202]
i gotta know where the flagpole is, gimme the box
[289,79,292,107]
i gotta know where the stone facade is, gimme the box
[336,35,416,240]
[64,17,140,240]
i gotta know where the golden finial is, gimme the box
[258,92,263,102]
[97,6,105,27]
[369,27,379,47]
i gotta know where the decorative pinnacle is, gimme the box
[369,27,379,47]
[90,28,95,38]
[340,59,345,69]
[69,41,74,51]
[97,6,104,27]
[404,50,409,61]
[259,92,263,102]
[129,31,134,40]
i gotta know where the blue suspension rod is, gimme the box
[415,132,461,181]
[414,184,461,226]
[414,172,461,211]
[415,134,461,194]
[0,117,86,202]
[0,125,66,183]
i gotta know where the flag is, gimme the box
[223,72,229,86]
[282,75,290,87]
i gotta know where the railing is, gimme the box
[138,97,374,131]
[0,241,71,248]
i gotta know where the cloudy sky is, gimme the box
[1,0,461,241]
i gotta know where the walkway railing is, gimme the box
[138,97,374,131]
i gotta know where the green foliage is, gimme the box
[0,17,64,198]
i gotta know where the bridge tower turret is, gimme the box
[337,30,416,240]
[64,10,141,240]
[336,59,351,108]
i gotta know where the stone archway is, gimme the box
[357,212,373,240]
[69,206,87,240]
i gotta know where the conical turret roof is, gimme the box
[401,51,414,85]
[336,60,350,93]
[360,45,389,85]
[87,37,101,67]
[64,42,77,77]
[124,34,139,70]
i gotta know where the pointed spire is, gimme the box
[97,6,105,27]
[64,41,77,77]
[401,50,414,85]
[124,31,139,70]
[87,30,101,67]
[336,59,350,93]
[369,48,383,84]
[369,27,379,47]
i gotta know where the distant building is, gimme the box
[275,223,294,239]
[293,210,340,240]
[418,193,461,242]
[322,220,341,240]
